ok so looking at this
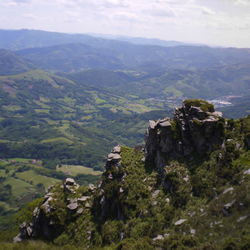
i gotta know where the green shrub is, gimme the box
[102,220,124,245]
[183,99,215,112]
[117,237,154,250]
[15,197,43,225]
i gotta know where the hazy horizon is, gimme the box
[0,0,249,48]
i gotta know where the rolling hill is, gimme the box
[17,42,250,73]
[0,49,33,75]
[0,69,170,170]
[63,63,250,100]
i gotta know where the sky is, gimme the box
[0,0,249,47]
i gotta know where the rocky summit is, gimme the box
[145,99,225,169]
[14,99,250,249]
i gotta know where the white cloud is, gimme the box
[0,0,249,47]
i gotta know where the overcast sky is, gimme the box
[0,0,249,47]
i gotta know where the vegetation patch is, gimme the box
[56,165,102,176]
[184,99,215,112]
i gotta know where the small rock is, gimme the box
[190,229,196,235]
[244,169,250,175]
[149,120,157,129]
[44,192,53,199]
[152,190,160,199]
[112,145,121,153]
[224,200,236,210]
[85,202,91,208]
[237,215,248,222]
[46,185,54,192]
[223,187,234,194]
[212,111,223,117]
[13,234,22,243]
[120,232,125,240]
[174,219,187,226]
[159,120,171,127]
[107,153,121,161]
[88,184,96,191]
[49,220,56,225]
[214,221,222,225]
[78,196,90,202]
[64,178,79,193]
[67,202,78,210]
[100,196,105,205]
[153,235,164,241]
[26,226,33,237]
[188,211,196,217]
[65,178,76,185]
[33,207,40,217]
[152,201,158,206]
[77,208,84,214]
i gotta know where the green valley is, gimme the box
[0,29,250,249]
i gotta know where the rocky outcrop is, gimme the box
[145,100,225,169]
[94,145,126,221]
[12,100,250,249]
[64,177,79,193]
[13,191,64,242]
[14,178,93,242]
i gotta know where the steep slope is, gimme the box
[0,29,132,51]
[17,42,250,72]
[0,69,169,169]
[63,63,250,100]
[0,49,33,75]
[17,43,124,72]
[13,100,250,249]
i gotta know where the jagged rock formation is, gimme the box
[14,178,94,243]
[13,100,250,249]
[95,145,128,221]
[145,99,225,169]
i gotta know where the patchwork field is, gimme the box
[57,165,102,176]
[0,158,102,229]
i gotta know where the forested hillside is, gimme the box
[0,30,250,243]
[5,100,249,250]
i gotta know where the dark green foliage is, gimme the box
[163,162,192,208]
[0,49,32,75]
[184,99,215,112]
[102,220,124,244]
[0,183,12,202]
[15,198,43,225]
[117,237,154,250]
[0,69,171,170]
[5,127,250,249]
[160,234,198,250]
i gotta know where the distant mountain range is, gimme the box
[0,29,249,171]
[0,29,199,51]
[0,49,33,75]
[0,29,250,235]
[87,33,199,47]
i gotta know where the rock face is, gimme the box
[14,191,64,242]
[14,178,91,242]
[145,100,225,169]
[64,178,79,193]
[94,145,125,221]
